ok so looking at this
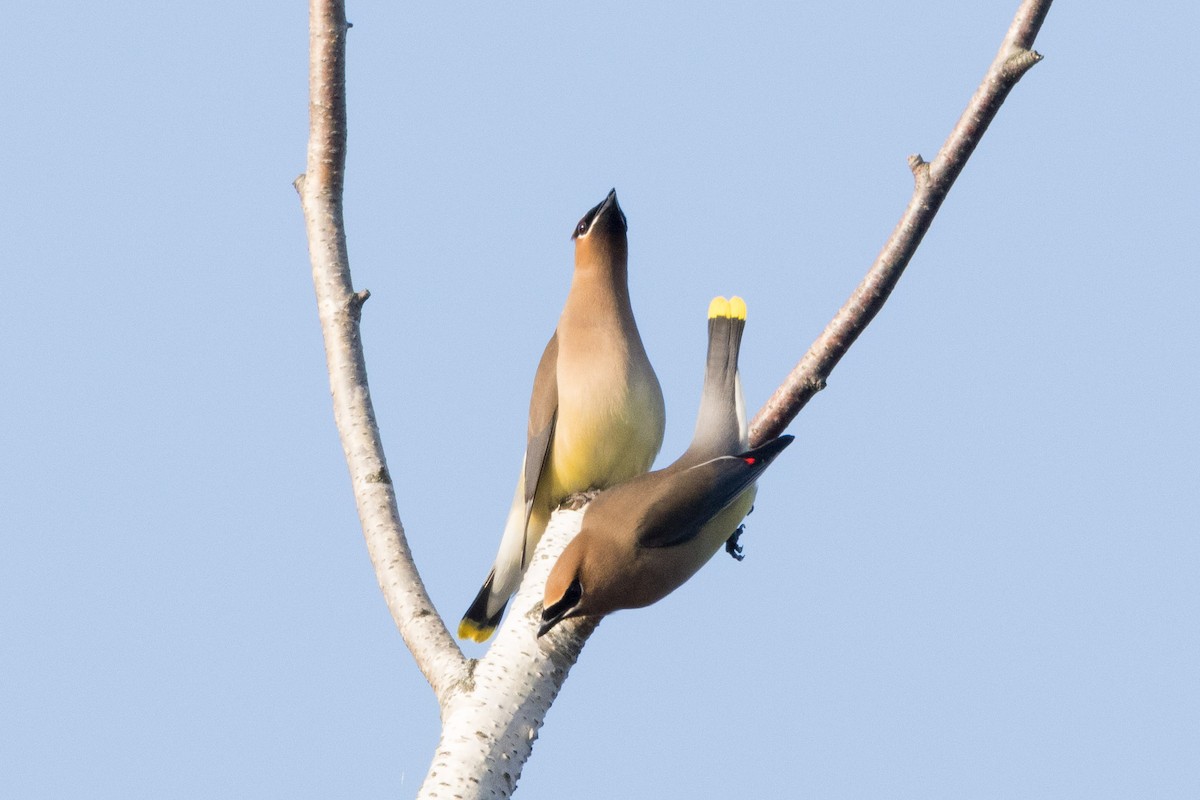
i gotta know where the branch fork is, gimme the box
[297,1,1054,796]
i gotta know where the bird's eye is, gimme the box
[576,220,588,236]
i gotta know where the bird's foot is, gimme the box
[562,489,601,511]
[725,525,747,561]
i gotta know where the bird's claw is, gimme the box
[562,489,601,511]
[725,525,746,561]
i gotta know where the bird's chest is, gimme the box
[550,358,655,495]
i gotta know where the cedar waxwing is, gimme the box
[459,190,666,642]
[539,297,793,636]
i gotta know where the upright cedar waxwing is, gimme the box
[539,297,793,636]
[459,190,666,642]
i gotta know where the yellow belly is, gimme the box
[548,404,659,499]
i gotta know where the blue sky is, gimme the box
[2,2,1198,797]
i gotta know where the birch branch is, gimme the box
[460,2,1056,790]
[417,510,597,799]
[748,0,1053,446]
[297,0,1054,796]
[295,0,468,704]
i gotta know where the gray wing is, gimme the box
[521,332,559,566]
[637,435,793,550]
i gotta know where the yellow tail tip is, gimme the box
[707,296,730,319]
[708,295,746,320]
[729,295,747,320]
[457,619,495,643]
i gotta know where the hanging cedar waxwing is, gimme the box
[539,297,793,637]
[459,190,666,642]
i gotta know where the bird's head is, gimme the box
[538,538,588,637]
[571,188,627,270]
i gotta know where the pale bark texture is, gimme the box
[297,0,1055,797]
[295,0,468,704]
[417,511,596,799]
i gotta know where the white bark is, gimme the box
[296,0,469,704]
[418,510,596,800]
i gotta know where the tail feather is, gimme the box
[458,570,507,642]
[690,296,748,458]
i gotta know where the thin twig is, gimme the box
[296,0,468,704]
[749,0,1053,446]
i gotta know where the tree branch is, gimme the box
[748,0,1053,446]
[417,511,597,800]
[295,0,468,704]
[298,0,1053,795]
